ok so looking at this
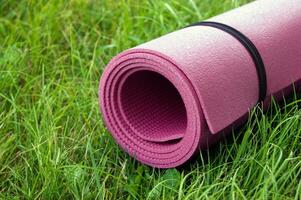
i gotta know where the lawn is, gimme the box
[1,0,301,199]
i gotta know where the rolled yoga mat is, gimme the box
[99,0,301,168]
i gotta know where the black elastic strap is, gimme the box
[188,21,267,103]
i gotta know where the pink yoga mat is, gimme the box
[99,0,301,168]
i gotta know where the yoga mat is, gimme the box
[99,0,301,168]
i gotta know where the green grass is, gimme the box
[1,0,301,199]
